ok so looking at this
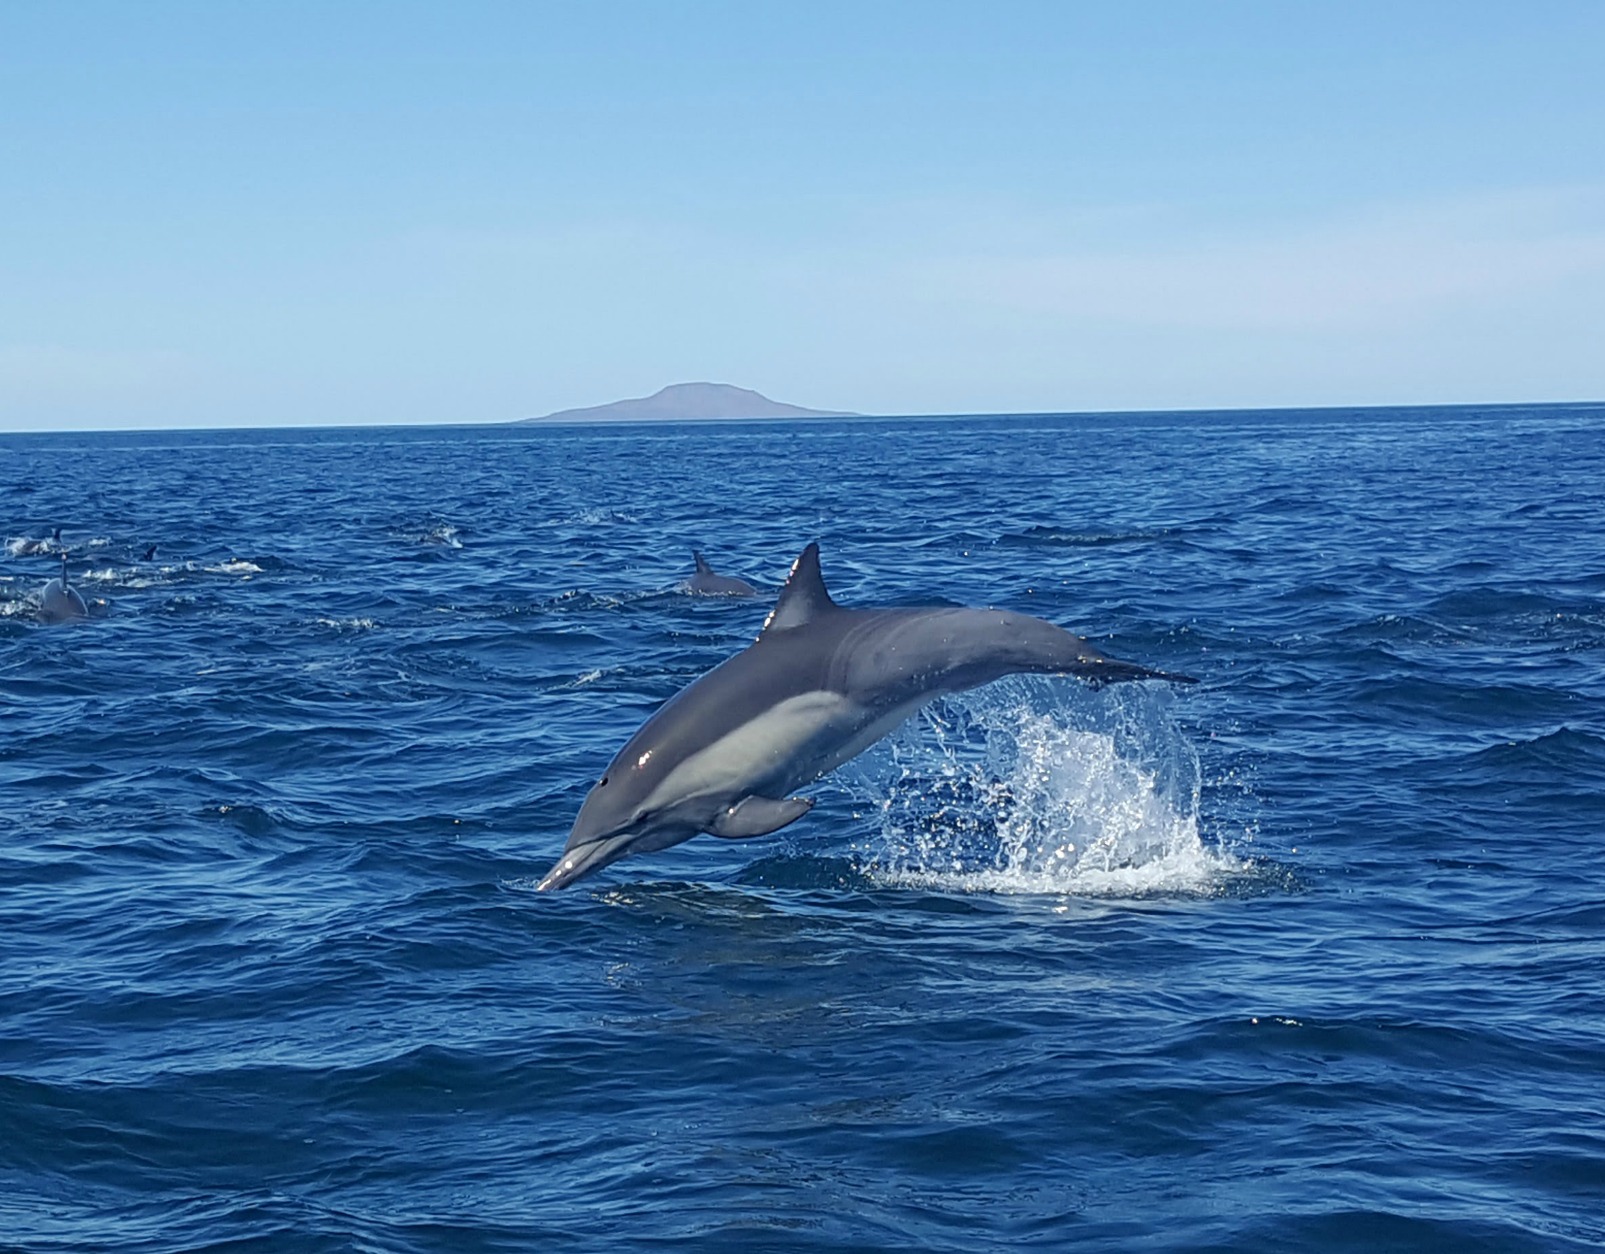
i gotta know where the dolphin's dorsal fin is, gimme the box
[761,542,838,634]
[693,550,711,574]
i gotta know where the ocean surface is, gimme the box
[2,404,1603,1252]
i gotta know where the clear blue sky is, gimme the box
[3,1,1603,430]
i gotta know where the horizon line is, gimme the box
[2,396,1602,437]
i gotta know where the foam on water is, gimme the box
[562,507,641,526]
[853,678,1242,896]
[417,521,463,548]
[6,536,63,557]
[314,617,378,630]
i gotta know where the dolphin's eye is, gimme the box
[598,776,609,787]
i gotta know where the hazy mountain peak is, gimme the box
[525,382,854,423]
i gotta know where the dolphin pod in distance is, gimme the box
[538,542,1195,890]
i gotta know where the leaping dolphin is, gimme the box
[538,542,1195,890]
[686,550,758,597]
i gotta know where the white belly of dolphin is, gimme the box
[641,689,931,815]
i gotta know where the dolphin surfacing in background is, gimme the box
[686,550,758,597]
[12,527,63,557]
[538,542,1195,891]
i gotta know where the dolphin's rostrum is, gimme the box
[538,543,1194,891]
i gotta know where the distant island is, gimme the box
[522,382,856,423]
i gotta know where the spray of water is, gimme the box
[845,677,1241,896]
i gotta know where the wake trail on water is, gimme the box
[844,677,1244,897]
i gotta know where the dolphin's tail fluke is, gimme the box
[1070,647,1197,686]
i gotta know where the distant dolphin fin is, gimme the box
[707,795,814,839]
[693,550,712,574]
[761,542,838,634]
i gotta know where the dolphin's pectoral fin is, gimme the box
[707,795,814,839]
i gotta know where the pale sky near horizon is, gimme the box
[3,1,1603,431]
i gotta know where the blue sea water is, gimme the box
[2,404,1603,1252]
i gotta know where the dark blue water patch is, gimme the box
[732,853,881,893]
[1454,724,1605,774]
[4,405,1605,1252]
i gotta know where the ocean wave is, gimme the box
[6,409,1605,1253]
[998,524,1178,549]
[1452,725,1605,781]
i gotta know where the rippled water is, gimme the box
[3,405,1603,1251]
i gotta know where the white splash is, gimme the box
[852,678,1240,897]
[419,523,462,548]
[563,507,640,527]
[8,538,46,558]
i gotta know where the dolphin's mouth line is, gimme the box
[537,820,697,891]
[536,835,623,891]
